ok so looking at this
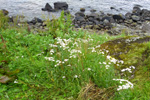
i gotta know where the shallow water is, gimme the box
[0,0,150,20]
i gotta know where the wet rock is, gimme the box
[90,9,97,13]
[29,17,43,25]
[131,15,140,21]
[80,8,85,12]
[110,7,115,10]
[42,3,55,12]
[54,2,68,10]
[87,13,99,19]
[132,6,141,15]
[75,12,85,17]
[112,15,124,22]
[64,10,70,15]
[141,9,150,21]
[125,12,132,19]
[1,9,9,16]
[74,16,85,22]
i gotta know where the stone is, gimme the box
[125,12,132,19]
[90,9,96,13]
[54,2,68,10]
[132,6,141,15]
[131,15,140,21]
[80,8,85,12]
[74,16,85,22]
[112,15,124,22]
[75,12,85,17]
[42,3,55,12]
[29,17,43,25]
[1,9,9,16]
[87,13,99,19]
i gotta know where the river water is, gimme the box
[0,0,150,20]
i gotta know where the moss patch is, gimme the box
[100,36,150,83]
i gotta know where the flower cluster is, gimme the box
[121,65,135,73]
[113,79,134,91]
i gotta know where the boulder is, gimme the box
[42,3,55,12]
[132,6,141,15]
[54,2,68,10]
[141,9,150,21]
[1,9,9,16]
[90,9,97,13]
[112,15,124,22]
[131,15,140,21]
[75,12,85,17]
[87,13,99,19]
[80,8,85,12]
[125,12,132,19]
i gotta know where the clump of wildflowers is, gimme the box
[113,79,134,91]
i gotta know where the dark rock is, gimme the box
[131,15,140,21]
[102,16,114,23]
[125,12,132,19]
[1,9,9,16]
[112,15,124,22]
[74,16,85,22]
[110,7,115,10]
[80,8,85,12]
[29,17,43,25]
[87,13,99,19]
[75,12,85,17]
[132,6,141,15]
[54,2,68,10]
[42,3,55,12]
[64,10,70,15]
[141,9,150,21]
[90,9,96,13]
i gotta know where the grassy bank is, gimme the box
[0,11,149,100]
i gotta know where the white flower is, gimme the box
[92,47,96,52]
[64,59,69,62]
[50,49,54,53]
[87,68,91,71]
[62,76,66,79]
[106,55,111,59]
[99,62,102,64]
[113,79,133,91]
[14,79,18,83]
[45,57,55,61]
[103,62,107,64]
[105,65,110,69]
[74,75,78,78]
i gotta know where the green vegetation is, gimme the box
[0,11,149,100]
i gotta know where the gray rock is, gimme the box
[54,2,68,10]
[131,15,140,21]
[125,12,132,19]
[132,6,141,15]
[142,22,150,33]
[75,12,85,17]
[42,3,55,12]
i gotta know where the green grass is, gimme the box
[0,11,149,100]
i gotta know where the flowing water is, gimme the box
[0,0,150,20]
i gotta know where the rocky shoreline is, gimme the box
[1,2,150,36]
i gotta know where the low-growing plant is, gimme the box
[46,11,73,38]
[0,10,8,30]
